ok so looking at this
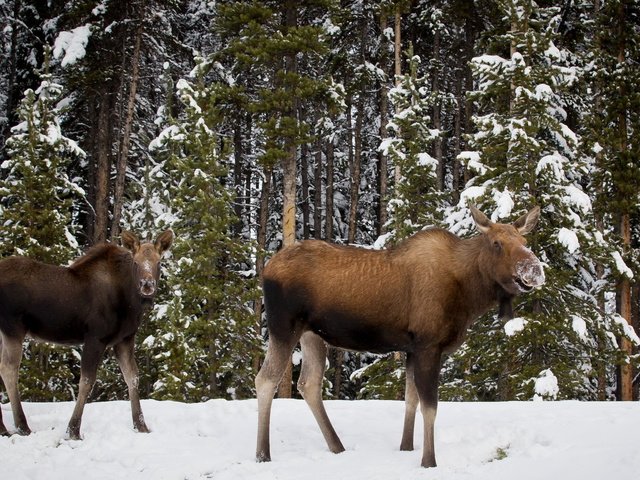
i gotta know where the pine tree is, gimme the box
[0,51,85,401]
[440,0,634,401]
[382,47,444,242]
[583,0,640,400]
[144,63,261,401]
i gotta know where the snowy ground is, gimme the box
[1,399,638,480]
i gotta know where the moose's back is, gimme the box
[0,246,136,346]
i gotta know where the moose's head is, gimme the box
[122,230,174,298]
[470,204,545,296]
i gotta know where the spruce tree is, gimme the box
[144,63,261,401]
[440,0,633,401]
[0,52,85,401]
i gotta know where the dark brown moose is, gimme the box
[255,205,544,468]
[0,230,173,439]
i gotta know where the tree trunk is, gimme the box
[277,0,297,399]
[111,21,143,241]
[616,3,633,401]
[432,29,444,190]
[348,93,363,245]
[253,165,272,373]
[278,142,296,399]
[347,17,367,246]
[232,116,245,237]
[92,91,113,245]
[301,142,311,239]
[326,136,335,242]
[394,8,402,184]
[377,12,389,237]
[2,0,20,145]
[314,143,322,239]
[452,69,462,200]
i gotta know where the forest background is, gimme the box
[0,0,639,405]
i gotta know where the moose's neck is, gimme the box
[453,235,504,320]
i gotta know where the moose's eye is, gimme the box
[493,240,502,252]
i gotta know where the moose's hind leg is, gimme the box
[0,333,31,435]
[298,331,344,454]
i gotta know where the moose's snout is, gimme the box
[139,278,157,297]
[516,259,545,290]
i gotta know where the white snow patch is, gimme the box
[558,228,580,254]
[611,251,634,279]
[373,232,393,250]
[53,25,92,67]
[492,189,514,221]
[563,185,592,213]
[458,151,489,175]
[504,317,527,336]
[292,350,303,366]
[533,369,559,401]
[612,314,640,345]
[2,400,639,480]
[571,316,589,342]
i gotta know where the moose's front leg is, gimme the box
[413,346,442,468]
[115,336,149,433]
[66,339,106,440]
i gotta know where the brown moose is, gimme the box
[0,230,173,439]
[255,205,544,468]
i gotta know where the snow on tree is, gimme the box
[440,1,636,401]
[0,49,85,401]
[143,61,261,401]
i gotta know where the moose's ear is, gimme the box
[513,206,540,235]
[154,229,174,254]
[469,204,492,234]
[121,231,140,253]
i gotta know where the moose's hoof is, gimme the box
[421,459,437,468]
[256,452,271,463]
[65,428,82,441]
[135,424,150,434]
[15,426,32,436]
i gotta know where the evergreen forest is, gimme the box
[0,0,639,404]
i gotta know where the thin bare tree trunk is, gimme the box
[326,136,334,242]
[394,8,402,184]
[619,214,633,401]
[93,92,113,245]
[253,165,271,373]
[348,95,363,245]
[232,117,245,236]
[377,12,389,237]
[111,22,143,241]
[432,30,444,190]
[301,142,311,239]
[452,70,462,200]
[277,0,297,399]
[314,144,322,239]
[278,142,296,398]
[616,2,633,401]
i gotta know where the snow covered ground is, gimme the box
[1,399,638,480]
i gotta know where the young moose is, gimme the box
[256,205,544,468]
[0,230,173,439]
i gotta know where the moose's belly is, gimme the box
[307,309,414,354]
